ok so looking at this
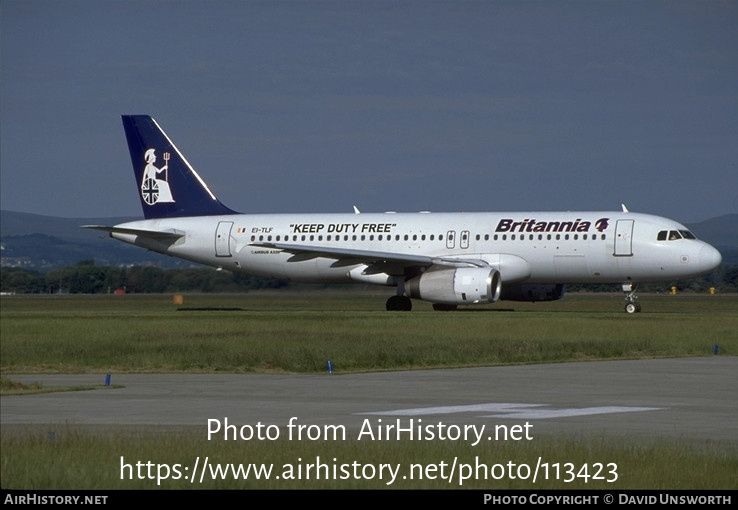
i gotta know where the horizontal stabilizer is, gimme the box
[82,225,185,240]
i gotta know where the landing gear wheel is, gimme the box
[386,295,412,311]
[622,283,642,313]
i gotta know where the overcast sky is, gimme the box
[2,0,736,223]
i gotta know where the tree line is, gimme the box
[1,260,736,295]
[0,261,288,295]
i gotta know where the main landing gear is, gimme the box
[622,283,642,314]
[386,280,412,311]
[386,295,412,311]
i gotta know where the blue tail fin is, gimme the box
[122,115,237,219]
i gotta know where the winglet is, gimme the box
[353,205,361,214]
[621,204,629,213]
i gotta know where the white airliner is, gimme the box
[85,115,722,313]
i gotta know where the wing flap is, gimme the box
[250,242,488,269]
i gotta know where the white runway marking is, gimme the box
[360,403,545,416]
[482,406,664,419]
[359,403,664,420]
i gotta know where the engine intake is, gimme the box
[406,267,502,305]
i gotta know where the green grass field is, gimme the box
[1,291,736,489]
[1,291,736,374]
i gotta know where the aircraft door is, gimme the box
[446,230,456,249]
[614,219,634,257]
[215,221,234,257]
[461,230,470,249]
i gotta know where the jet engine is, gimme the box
[406,267,502,305]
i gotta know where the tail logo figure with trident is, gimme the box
[141,148,175,205]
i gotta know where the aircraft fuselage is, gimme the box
[111,210,720,286]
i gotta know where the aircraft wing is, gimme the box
[82,225,185,240]
[249,241,489,269]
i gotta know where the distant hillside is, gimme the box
[1,210,186,271]
[687,214,738,267]
[0,211,137,241]
[1,210,736,272]
[685,214,738,251]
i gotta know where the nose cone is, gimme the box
[699,244,722,273]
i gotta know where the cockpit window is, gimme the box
[657,230,696,241]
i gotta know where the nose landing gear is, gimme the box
[623,283,641,313]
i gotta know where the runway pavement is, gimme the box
[2,357,736,443]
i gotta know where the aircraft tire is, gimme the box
[625,302,637,314]
[386,296,412,311]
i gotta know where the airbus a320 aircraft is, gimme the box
[85,115,722,313]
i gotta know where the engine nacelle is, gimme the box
[501,284,565,302]
[406,267,502,305]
